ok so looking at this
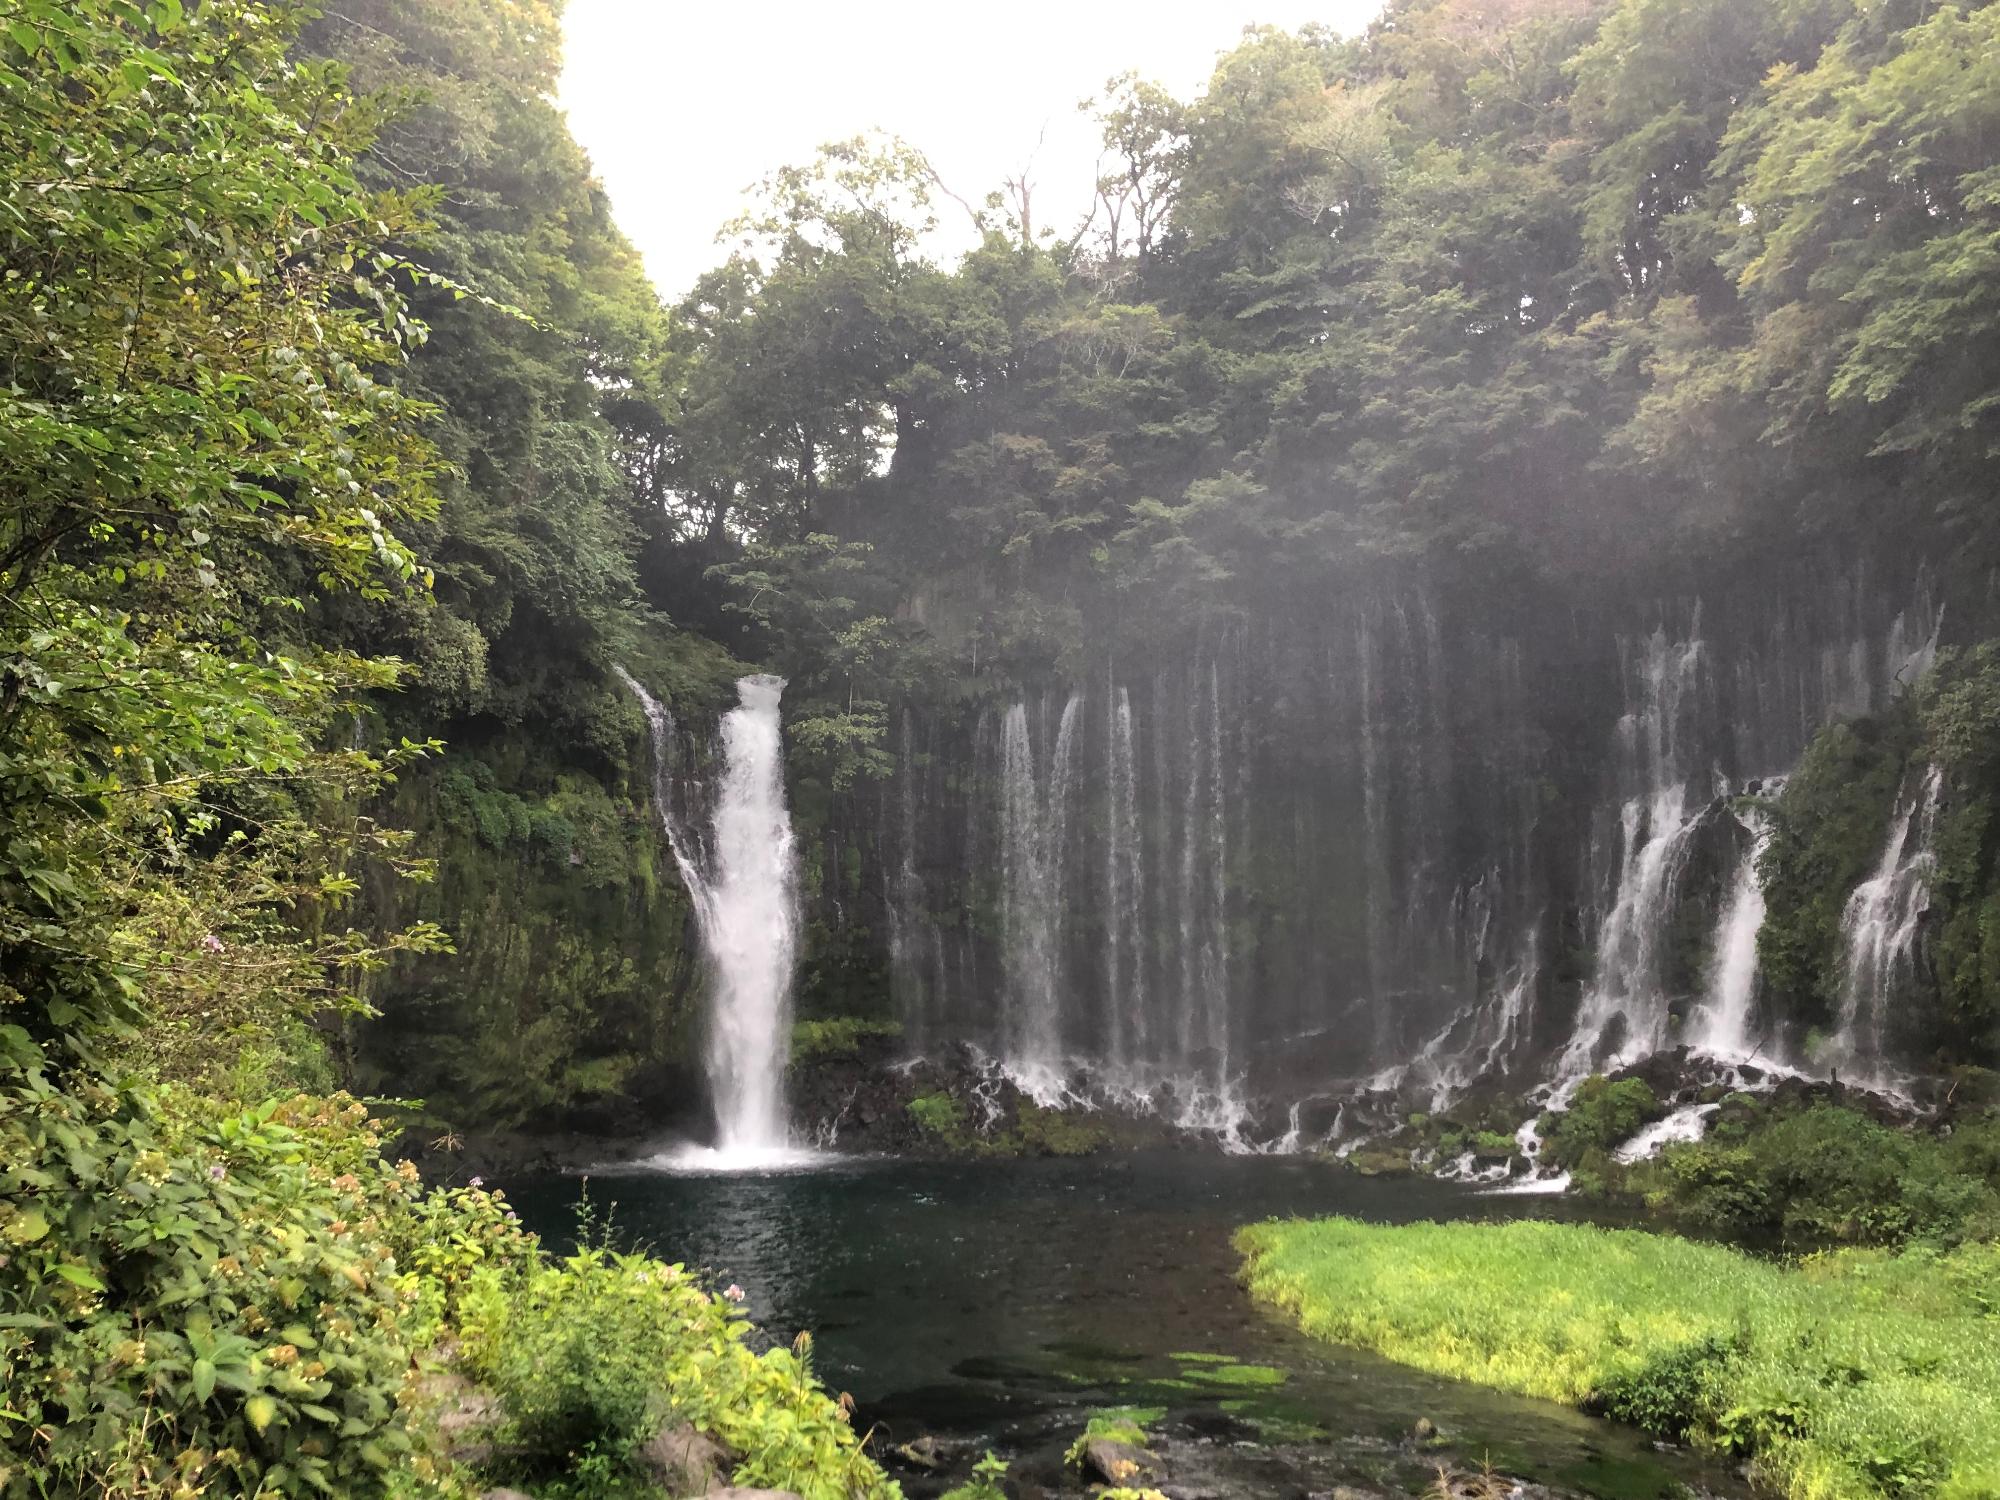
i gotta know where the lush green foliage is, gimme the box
[459,1239,899,1500]
[1760,646,2000,1061]
[1240,1217,2000,1500]
[1541,1076,1661,1172]
[4,1094,430,1498]
[0,0,465,1491]
[1633,1100,2000,1250]
[651,0,2000,691]
[1759,718,1920,1036]
[791,1017,905,1063]
[1917,649,2000,1060]
[903,1089,1113,1156]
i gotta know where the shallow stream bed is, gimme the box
[509,1152,1742,1500]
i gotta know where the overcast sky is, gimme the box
[557,0,1385,302]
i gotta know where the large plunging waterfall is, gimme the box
[622,669,804,1165]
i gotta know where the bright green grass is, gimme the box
[1237,1218,2000,1500]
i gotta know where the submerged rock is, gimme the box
[890,1434,956,1471]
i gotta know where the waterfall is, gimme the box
[1689,807,1771,1061]
[1200,659,1230,1078]
[620,669,804,1163]
[1614,1102,1721,1164]
[1558,626,1707,1078]
[1105,685,1144,1072]
[703,677,801,1153]
[1373,934,1539,1109]
[1828,766,1942,1084]
[888,715,946,1051]
[1354,605,1391,1027]
[1000,694,1080,1080]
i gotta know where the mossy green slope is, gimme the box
[1238,1217,1999,1500]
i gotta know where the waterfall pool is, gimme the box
[508,1152,1744,1499]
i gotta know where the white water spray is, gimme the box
[1614,1102,1720,1164]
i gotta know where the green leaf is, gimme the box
[10,1207,48,1243]
[52,1263,105,1292]
[192,1358,216,1402]
[245,1394,277,1433]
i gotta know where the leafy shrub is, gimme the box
[1637,1103,2000,1248]
[461,1241,899,1500]
[0,1087,439,1498]
[907,1091,968,1140]
[1542,1076,1660,1169]
[387,1179,537,1345]
[940,1451,1009,1500]
[459,1243,676,1465]
[1594,1335,1737,1440]
[791,1017,904,1063]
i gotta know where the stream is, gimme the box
[510,1151,1744,1500]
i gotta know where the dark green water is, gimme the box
[509,1152,1743,1499]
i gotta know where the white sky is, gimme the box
[558,0,1385,302]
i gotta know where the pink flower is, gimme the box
[723,1284,745,1303]
[201,934,226,954]
[468,1175,484,1189]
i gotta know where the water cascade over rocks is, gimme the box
[871,562,1951,1147]
[1558,627,1709,1080]
[1828,766,1944,1091]
[1688,805,1773,1063]
[621,669,806,1167]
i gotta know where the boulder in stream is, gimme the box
[1081,1436,1160,1487]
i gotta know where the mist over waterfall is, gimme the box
[621,669,801,1158]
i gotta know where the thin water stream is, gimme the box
[512,1154,1745,1500]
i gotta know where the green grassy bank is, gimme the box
[1237,1218,1999,1500]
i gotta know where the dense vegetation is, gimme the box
[0,1,889,1495]
[1239,1218,2000,1500]
[1757,647,2000,1064]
